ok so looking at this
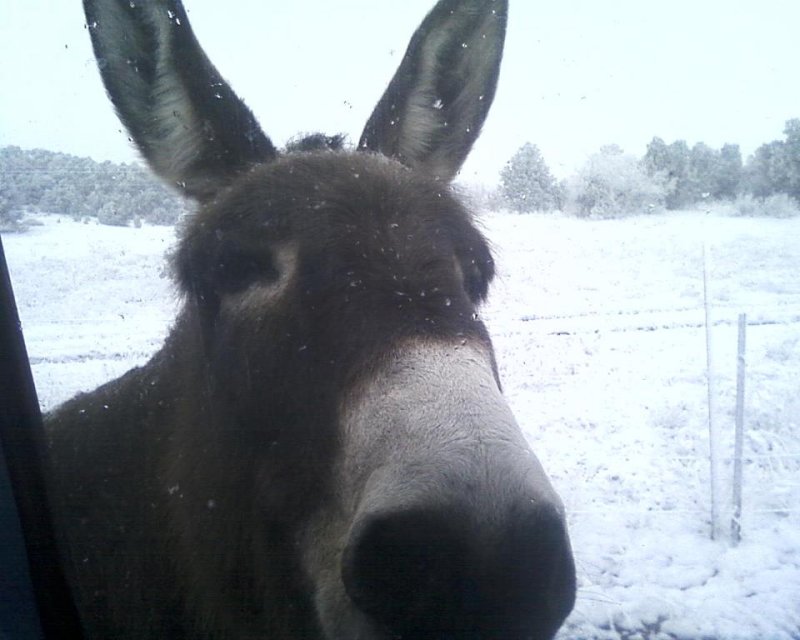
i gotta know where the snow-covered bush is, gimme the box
[566,145,667,218]
[96,201,129,227]
[728,193,800,218]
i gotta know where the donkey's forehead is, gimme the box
[201,151,470,234]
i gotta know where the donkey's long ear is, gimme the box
[83,0,277,201]
[359,0,507,182]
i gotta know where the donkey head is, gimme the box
[84,0,576,637]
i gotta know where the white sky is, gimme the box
[2,0,800,183]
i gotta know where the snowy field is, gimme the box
[3,211,800,639]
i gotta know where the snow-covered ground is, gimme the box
[4,211,799,639]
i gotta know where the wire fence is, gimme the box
[508,305,800,538]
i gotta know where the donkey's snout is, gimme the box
[342,508,468,629]
[342,501,576,639]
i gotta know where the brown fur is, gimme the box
[46,1,576,637]
[46,152,496,638]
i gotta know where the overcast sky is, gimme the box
[2,0,800,183]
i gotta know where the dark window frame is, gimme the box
[0,235,83,639]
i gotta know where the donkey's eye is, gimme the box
[458,253,494,303]
[213,248,279,295]
[461,265,488,302]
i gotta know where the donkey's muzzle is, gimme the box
[341,495,576,639]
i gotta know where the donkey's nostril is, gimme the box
[341,503,576,639]
[342,509,468,629]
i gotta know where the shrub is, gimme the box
[565,146,667,218]
[729,193,800,218]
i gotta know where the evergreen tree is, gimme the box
[742,119,800,201]
[745,140,789,198]
[665,140,692,208]
[0,181,21,229]
[643,137,693,209]
[642,137,671,177]
[714,144,742,200]
[782,119,800,200]
[645,138,742,206]
[687,142,718,202]
[0,145,187,225]
[499,143,561,212]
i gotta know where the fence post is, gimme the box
[731,314,747,545]
[703,242,722,540]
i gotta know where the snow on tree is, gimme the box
[715,144,743,200]
[498,143,562,212]
[781,118,800,201]
[645,138,743,207]
[745,140,790,198]
[664,140,692,208]
[642,137,671,177]
[643,137,687,209]
[566,145,666,218]
[687,142,718,202]
[0,145,188,226]
[687,142,743,202]
[0,181,22,230]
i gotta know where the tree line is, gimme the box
[4,123,800,231]
[0,146,188,230]
[498,118,800,217]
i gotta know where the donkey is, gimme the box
[44,0,576,637]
